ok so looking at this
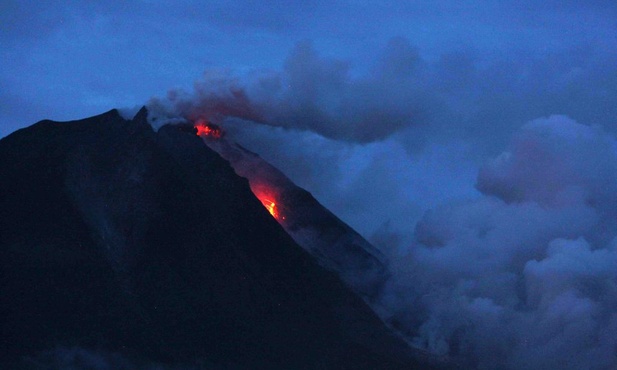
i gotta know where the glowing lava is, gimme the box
[262,198,279,219]
[194,121,222,138]
[254,189,285,221]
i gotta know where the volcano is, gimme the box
[199,126,389,305]
[0,108,443,369]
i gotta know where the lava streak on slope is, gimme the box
[191,122,285,222]
[263,198,280,219]
[253,188,285,221]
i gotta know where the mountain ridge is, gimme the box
[0,108,442,369]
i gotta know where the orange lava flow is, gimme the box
[262,198,279,219]
[253,189,285,221]
[194,121,222,138]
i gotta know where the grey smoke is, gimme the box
[148,38,434,143]
[383,116,617,369]
[147,38,617,369]
[148,37,617,154]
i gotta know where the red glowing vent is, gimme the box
[194,121,223,139]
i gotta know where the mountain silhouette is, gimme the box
[0,108,440,369]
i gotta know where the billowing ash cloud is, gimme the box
[146,71,264,129]
[148,38,433,143]
[146,36,617,369]
[382,115,617,369]
[478,116,617,211]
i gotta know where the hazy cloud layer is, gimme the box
[149,43,617,366]
[383,116,617,369]
[145,31,616,249]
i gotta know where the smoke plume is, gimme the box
[147,38,433,143]
[147,38,617,369]
[383,116,617,369]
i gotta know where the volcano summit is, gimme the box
[0,108,443,369]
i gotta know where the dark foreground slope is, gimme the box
[0,109,436,369]
[205,137,389,304]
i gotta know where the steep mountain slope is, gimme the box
[0,108,439,369]
[203,135,389,303]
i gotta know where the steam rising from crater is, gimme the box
[147,38,431,143]
[146,38,617,369]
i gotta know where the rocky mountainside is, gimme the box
[0,108,440,369]
[203,134,389,304]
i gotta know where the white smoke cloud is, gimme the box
[147,38,434,143]
[145,36,617,369]
[478,116,617,208]
[383,115,617,369]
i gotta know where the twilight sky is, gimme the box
[2,1,617,368]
